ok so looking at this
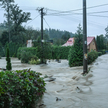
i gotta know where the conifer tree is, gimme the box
[6,46,12,70]
[68,24,83,67]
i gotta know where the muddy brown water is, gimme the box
[0,54,108,108]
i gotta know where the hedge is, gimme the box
[17,46,71,61]
[0,69,46,108]
[100,49,106,55]
[52,46,71,59]
[98,52,102,56]
[88,50,98,64]
[17,46,98,65]
[0,42,21,57]
[17,47,37,60]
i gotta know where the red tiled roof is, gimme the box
[62,37,95,46]
[87,37,95,46]
[62,38,74,46]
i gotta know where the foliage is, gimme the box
[61,31,70,41]
[17,47,37,60]
[0,69,46,108]
[0,42,5,57]
[0,41,21,57]
[6,46,12,70]
[36,42,52,64]
[0,31,9,46]
[98,52,102,56]
[24,26,41,40]
[101,49,106,54]
[52,46,71,59]
[96,35,106,51]
[17,45,71,62]
[105,25,108,39]
[29,55,40,65]
[21,51,33,63]
[0,55,1,59]
[88,50,98,64]
[45,28,74,39]
[68,24,83,67]
[44,28,74,45]
[29,59,40,65]
[1,0,31,45]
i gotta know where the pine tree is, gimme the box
[68,24,83,67]
[6,46,12,70]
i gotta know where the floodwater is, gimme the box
[0,54,108,108]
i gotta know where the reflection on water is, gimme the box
[0,55,108,108]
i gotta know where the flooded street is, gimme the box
[0,54,108,108]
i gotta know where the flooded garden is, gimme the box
[0,54,108,108]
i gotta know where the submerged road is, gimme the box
[0,54,108,108]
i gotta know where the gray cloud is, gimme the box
[0,0,108,36]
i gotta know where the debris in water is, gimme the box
[56,97,61,101]
[76,86,82,93]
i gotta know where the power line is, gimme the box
[87,3,108,9]
[88,11,108,14]
[43,17,50,28]
[26,14,40,25]
[88,15,108,18]
[46,3,108,15]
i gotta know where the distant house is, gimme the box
[62,37,97,52]
[27,39,53,47]
[27,40,33,47]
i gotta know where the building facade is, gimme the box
[62,37,97,52]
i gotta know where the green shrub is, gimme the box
[17,46,71,61]
[6,46,12,70]
[68,46,83,67]
[17,47,37,60]
[0,55,1,59]
[88,50,98,64]
[52,46,71,59]
[0,69,46,108]
[29,55,40,64]
[21,51,33,63]
[98,52,102,56]
[29,58,40,64]
[101,49,106,54]
[68,25,83,67]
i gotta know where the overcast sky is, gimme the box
[0,0,108,36]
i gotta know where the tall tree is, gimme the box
[7,4,31,43]
[0,31,9,46]
[61,31,70,42]
[68,24,83,67]
[1,0,31,44]
[105,26,108,50]
[96,35,106,51]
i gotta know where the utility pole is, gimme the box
[39,8,44,63]
[83,0,88,74]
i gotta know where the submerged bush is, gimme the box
[98,52,102,56]
[88,50,98,64]
[29,56,40,65]
[101,49,106,54]
[0,69,46,108]
[21,51,33,63]
[17,47,37,60]
[6,46,12,70]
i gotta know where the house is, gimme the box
[62,37,97,52]
[27,39,53,47]
[27,40,33,47]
